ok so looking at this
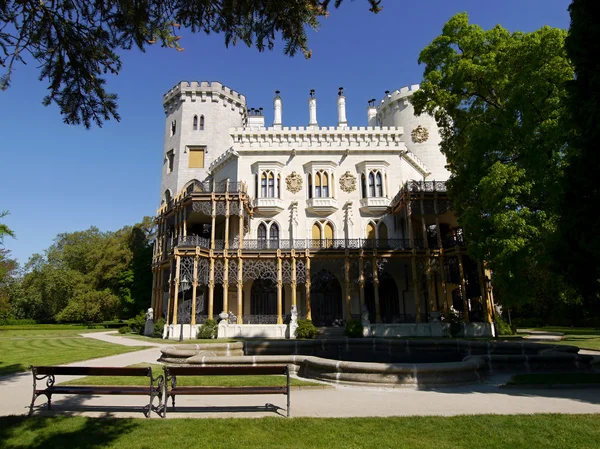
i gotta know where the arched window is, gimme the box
[375,172,383,197]
[277,174,281,198]
[312,223,321,240]
[322,172,329,197]
[368,172,375,197]
[261,173,267,198]
[361,174,367,199]
[366,222,376,239]
[269,223,279,241]
[193,115,198,130]
[324,222,334,240]
[268,172,275,197]
[315,172,322,198]
[164,190,172,205]
[170,120,176,136]
[308,174,313,199]
[199,115,205,131]
[257,223,267,244]
[378,222,388,240]
[255,174,259,198]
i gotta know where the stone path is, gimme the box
[518,329,565,342]
[1,333,599,419]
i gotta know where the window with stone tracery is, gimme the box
[257,170,281,199]
[361,168,387,199]
[257,221,280,248]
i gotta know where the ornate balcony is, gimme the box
[305,197,338,215]
[252,197,285,216]
[359,196,390,213]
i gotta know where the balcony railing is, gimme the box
[176,237,425,251]
[185,179,246,195]
[390,180,448,210]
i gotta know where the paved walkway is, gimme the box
[1,333,599,419]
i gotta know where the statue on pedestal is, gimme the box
[289,305,299,339]
[361,305,370,337]
[144,308,155,337]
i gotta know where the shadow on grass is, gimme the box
[0,414,138,449]
[0,363,27,377]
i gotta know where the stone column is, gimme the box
[434,196,448,315]
[172,256,181,325]
[291,255,297,307]
[277,256,283,324]
[165,270,172,326]
[223,257,229,314]
[478,261,492,323]
[372,257,381,323]
[344,256,351,320]
[238,198,245,248]
[407,201,414,248]
[412,251,421,323]
[458,253,469,323]
[305,256,312,320]
[426,250,437,312]
[191,257,198,325]
[237,258,243,324]
[208,257,215,320]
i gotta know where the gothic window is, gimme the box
[277,174,281,198]
[268,172,275,197]
[255,174,259,198]
[257,221,279,249]
[368,172,375,197]
[199,115,205,131]
[170,120,176,136]
[257,223,267,242]
[313,170,330,198]
[378,222,388,240]
[193,115,198,130]
[269,223,279,241]
[166,150,174,173]
[308,174,313,199]
[261,173,267,198]
[322,172,329,197]
[376,172,383,197]
[366,222,376,239]
[361,174,367,199]
[315,172,322,198]
[164,189,172,205]
[312,220,334,242]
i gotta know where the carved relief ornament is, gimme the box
[339,171,357,193]
[411,125,429,143]
[285,171,303,194]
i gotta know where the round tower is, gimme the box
[377,85,450,181]
[160,81,247,205]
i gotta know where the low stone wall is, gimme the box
[217,323,288,339]
[367,322,493,338]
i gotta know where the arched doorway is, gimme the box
[379,272,399,323]
[310,269,343,326]
[213,284,224,316]
[250,277,284,323]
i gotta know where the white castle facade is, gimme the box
[151,81,494,339]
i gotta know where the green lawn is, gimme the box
[0,325,148,376]
[530,327,600,351]
[507,373,600,386]
[1,415,599,449]
[60,363,322,387]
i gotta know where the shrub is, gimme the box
[127,311,147,335]
[345,319,363,338]
[495,318,514,336]
[295,319,317,339]
[0,318,38,326]
[118,326,130,334]
[197,319,218,339]
[153,318,165,338]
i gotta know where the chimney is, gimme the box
[337,87,348,128]
[273,90,282,130]
[367,99,378,127]
[308,89,318,128]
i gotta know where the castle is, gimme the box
[151,81,495,339]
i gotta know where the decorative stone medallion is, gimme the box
[339,171,357,193]
[411,125,429,143]
[285,171,303,194]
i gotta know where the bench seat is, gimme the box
[39,386,154,396]
[169,386,288,395]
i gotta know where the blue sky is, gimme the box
[0,0,571,264]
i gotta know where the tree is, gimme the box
[554,0,600,307]
[0,211,15,245]
[411,13,574,309]
[0,0,382,128]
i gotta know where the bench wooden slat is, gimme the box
[165,365,288,376]
[39,386,154,395]
[169,386,287,395]
[32,366,151,377]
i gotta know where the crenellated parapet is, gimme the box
[230,126,404,148]
[163,81,247,115]
[376,84,421,116]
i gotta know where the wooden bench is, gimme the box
[29,366,163,418]
[161,365,291,418]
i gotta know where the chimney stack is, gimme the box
[337,87,348,128]
[308,89,318,128]
[273,90,282,130]
[367,99,378,127]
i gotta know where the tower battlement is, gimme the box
[376,84,420,113]
[163,81,247,115]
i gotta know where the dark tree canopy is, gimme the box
[555,0,600,305]
[0,0,382,128]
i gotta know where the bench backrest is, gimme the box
[31,366,151,377]
[164,365,288,377]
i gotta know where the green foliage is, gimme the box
[495,318,515,336]
[0,211,15,245]
[295,319,317,339]
[344,319,363,338]
[127,311,147,335]
[197,319,218,339]
[0,1,381,128]
[553,0,600,307]
[153,318,165,338]
[118,326,130,334]
[411,13,574,309]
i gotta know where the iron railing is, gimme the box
[242,315,279,324]
[176,237,425,251]
[390,180,448,210]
